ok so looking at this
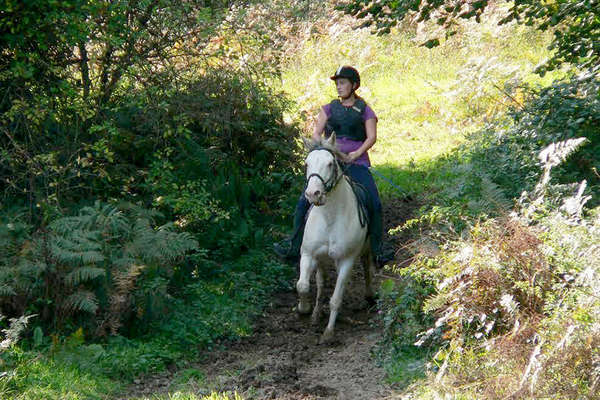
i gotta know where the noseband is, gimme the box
[305,147,344,194]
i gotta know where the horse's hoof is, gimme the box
[297,301,311,315]
[319,328,334,345]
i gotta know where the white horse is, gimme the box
[297,133,376,343]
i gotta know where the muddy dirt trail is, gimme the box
[121,198,414,400]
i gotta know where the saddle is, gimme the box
[345,175,372,233]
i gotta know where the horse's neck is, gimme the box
[318,177,355,224]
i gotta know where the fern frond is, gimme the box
[16,259,47,278]
[112,256,136,268]
[49,216,85,235]
[50,234,104,265]
[143,225,198,263]
[75,202,129,235]
[64,291,98,314]
[54,232,101,251]
[98,264,145,336]
[0,314,36,349]
[0,284,16,296]
[50,243,104,266]
[113,264,144,293]
[126,219,197,263]
[560,180,592,219]
[96,204,129,234]
[12,259,47,293]
[65,267,106,286]
[154,225,198,260]
[532,137,589,203]
[480,175,512,211]
[538,137,588,168]
[117,202,163,223]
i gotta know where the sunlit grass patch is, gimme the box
[0,348,117,400]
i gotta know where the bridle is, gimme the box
[304,147,348,195]
[304,146,369,228]
[304,147,369,228]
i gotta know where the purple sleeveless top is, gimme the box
[322,102,378,167]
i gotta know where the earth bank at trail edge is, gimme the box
[119,198,416,400]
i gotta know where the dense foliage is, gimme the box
[0,0,301,344]
[470,73,600,203]
[1,202,199,335]
[2,0,599,398]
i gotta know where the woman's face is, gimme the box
[335,78,355,99]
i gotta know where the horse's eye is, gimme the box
[328,161,334,168]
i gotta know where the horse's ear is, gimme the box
[325,132,336,147]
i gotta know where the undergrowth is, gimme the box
[274,3,594,395]
[0,250,292,400]
[387,75,599,398]
[401,205,600,399]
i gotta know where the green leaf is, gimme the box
[33,326,44,347]
[64,291,99,314]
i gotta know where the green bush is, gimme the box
[1,61,302,334]
[133,72,301,256]
[384,74,600,396]
[390,73,599,245]
[0,201,197,336]
[468,74,599,203]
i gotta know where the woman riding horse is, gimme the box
[275,66,390,267]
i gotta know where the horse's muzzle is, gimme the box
[305,190,326,206]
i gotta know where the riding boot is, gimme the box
[344,164,393,268]
[369,200,394,268]
[274,194,310,261]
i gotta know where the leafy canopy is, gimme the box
[338,0,600,72]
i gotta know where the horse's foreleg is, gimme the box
[362,253,376,305]
[321,258,354,343]
[297,255,317,315]
[311,266,325,325]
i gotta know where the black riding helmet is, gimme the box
[330,66,360,90]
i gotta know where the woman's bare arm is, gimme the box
[312,108,328,141]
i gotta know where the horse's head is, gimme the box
[304,134,343,206]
